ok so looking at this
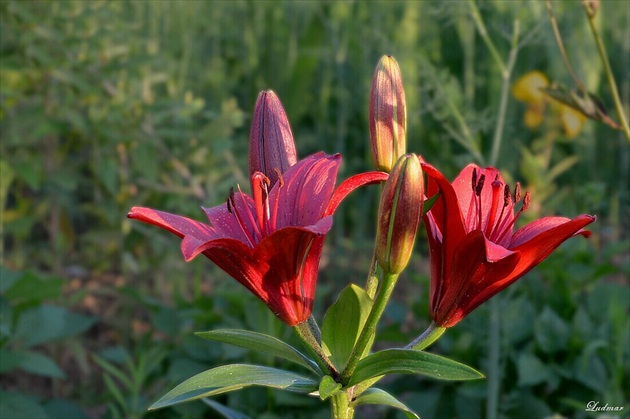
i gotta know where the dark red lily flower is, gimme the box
[422,162,596,328]
[128,153,387,326]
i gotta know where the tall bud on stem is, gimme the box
[369,55,407,172]
[249,90,298,189]
[375,154,423,274]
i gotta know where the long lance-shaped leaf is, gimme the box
[347,349,484,386]
[196,329,320,374]
[149,364,319,410]
[352,388,420,419]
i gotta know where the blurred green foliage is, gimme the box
[1,1,628,418]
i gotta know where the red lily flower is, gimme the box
[128,153,387,326]
[422,162,596,328]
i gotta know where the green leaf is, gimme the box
[195,329,319,373]
[0,266,22,293]
[0,349,66,378]
[149,364,319,410]
[348,349,484,386]
[43,399,89,419]
[0,160,15,211]
[318,375,342,401]
[422,192,440,216]
[202,399,251,419]
[4,271,64,304]
[516,354,550,386]
[321,284,373,370]
[14,305,98,347]
[0,391,49,419]
[353,388,419,419]
[535,306,569,354]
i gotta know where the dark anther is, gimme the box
[522,192,531,211]
[514,182,521,203]
[503,184,511,207]
[475,174,486,196]
[471,168,478,192]
[274,168,284,188]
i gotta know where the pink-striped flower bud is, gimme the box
[249,90,297,188]
[376,154,424,274]
[369,55,407,173]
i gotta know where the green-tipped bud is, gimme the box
[249,90,297,188]
[369,55,407,172]
[376,154,423,274]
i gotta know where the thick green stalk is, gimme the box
[294,320,339,379]
[340,272,399,385]
[582,2,630,141]
[365,183,386,299]
[330,391,354,419]
[405,321,447,351]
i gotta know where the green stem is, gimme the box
[545,0,586,92]
[490,20,520,166]
[365,182,385,299]
[340,272,399,385]
[307,315,322,345]
[405,321,447,351]
[294,320,339,380]
[330,391,354,419]
[486,297,501,419]
[443,88,485,164]
[582,2,630,141]
[468,0,505,73]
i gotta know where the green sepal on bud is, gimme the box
[375,154,424,274]
[369,55,407,172]
[249,90,298,189]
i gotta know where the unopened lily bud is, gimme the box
[376,154,423,274]
[369,55,407,172]
[249,90,297,188]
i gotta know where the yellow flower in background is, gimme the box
[557,103,587,138]
[512,71,549,105]
[523,106,545,129]
[513,70,586,138]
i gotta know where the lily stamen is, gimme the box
[495,191,531,244]
[251,172,272,236]
[228,187,257,247]
[485,176,503,236]
[475,174,486,230]
[488,184,511,241]
[271,168,284,231]
[466,169,478,228]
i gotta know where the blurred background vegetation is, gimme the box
[1,1,628,418]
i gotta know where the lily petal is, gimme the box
[451,164,514,233]
[510,215,594,248]
[128,207,216,241]
[187,226,329,326]
[202,192,258,244]
[270,153,340,228]
[434,230,520,327]
[421,163,467,241]
[325,171,389,216]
